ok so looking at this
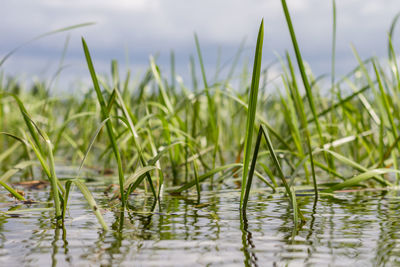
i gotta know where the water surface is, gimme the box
[0,186,399,266]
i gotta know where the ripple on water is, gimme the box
[0,188,400,266]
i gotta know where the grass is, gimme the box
[1,2,400,230]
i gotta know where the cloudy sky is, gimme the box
[1,0,399,91]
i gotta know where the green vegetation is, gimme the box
[1,1,400,230]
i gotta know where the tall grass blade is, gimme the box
[281,0,319,198]
[82,37,126,206]
[114,88,157,198]
[240,19,264,209]
[242,126,263,211]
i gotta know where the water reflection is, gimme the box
[0,188,400,266]
[240,212,258,266]
[51,226,69,267]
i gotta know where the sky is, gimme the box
[1,0,400,92]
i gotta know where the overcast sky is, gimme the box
[1,0,399,91]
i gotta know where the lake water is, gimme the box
[0,185,399,266]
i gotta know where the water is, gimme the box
[0,185,399,266]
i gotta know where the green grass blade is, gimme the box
[46,138,62,221]
[114,88,158,198]
[0,181,26,201]
[322,149,392,186]
[281,0,324,145]
[325,169,400,192]
[149,57,174,113]
[73,179,108,231]
[285,52,318,196]
[240,19,264,210]
[123,166,158,191]
[82,37,126,206]
[10,93,44,155]
[281,1,320,198]
[173,163,242,193]
[242,125,263,210]
[373,61,398,142]
[63,181,72,221]
[260,125,292,198]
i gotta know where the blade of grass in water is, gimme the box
[281,0,319,199]
[0,181,26,201]
[373,61,398,146]
[5,95,64,222]
[173,163,242,193]
[113,87,157,197]
[242,126,263,211]
[328,0,338,174]
[242,125,304,223]
[373,60,400,182]
[322,149,391,186]
[285,52,315,191]
[123,166,158,191]
[82,37,126,206]
[240,19,264,210]
[325,169,400,192]
[72,180,108,230]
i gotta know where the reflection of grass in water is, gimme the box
[1,0,400,230]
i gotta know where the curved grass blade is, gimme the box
[325,169,400,192]
[173,163,242,193]
[125,140,184,196]
[0,22,95,67]
[123,166,158,191]
[76,118,111,178]
[149,57,174,113]
[9,93,44,155]
[322,149,392,186]
[72,179,108,230]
